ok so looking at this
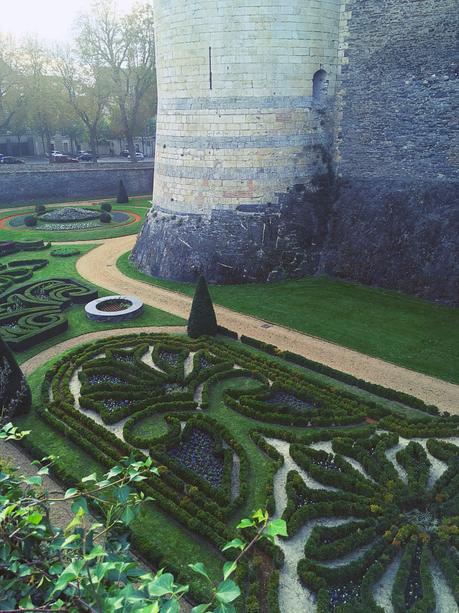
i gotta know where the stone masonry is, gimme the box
[132,0,458,304]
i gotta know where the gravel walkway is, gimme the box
[73,235,459,414]
[20,326,185,376]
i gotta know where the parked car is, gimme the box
[128,151,145,160]
[0,156,25,164]
[78,151,98,161]
[51,154,79,163]
[120,149,130,157]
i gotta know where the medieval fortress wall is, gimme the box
[152,0,341,213]
[133,0,458,304]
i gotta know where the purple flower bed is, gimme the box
[329,581,360,609]
[88,374,125,386]
[266,390,312,411]
[168,428,224,487]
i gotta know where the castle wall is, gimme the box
[133,0,458,303]
[132,0,342,281]
[322,0,459,303]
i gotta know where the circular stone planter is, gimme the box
[85,295,144,322]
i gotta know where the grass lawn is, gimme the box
[117,252,459,384]
[0,197,151,242]
[1,246,185,363]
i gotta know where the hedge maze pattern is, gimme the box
[36,333,459,612]
[0,278,97,350]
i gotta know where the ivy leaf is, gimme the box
[236,518,254,529]
[191,605,211,613]
[64,487,78,499]
[27,511,43,525]
[84,545,106,561]
[61,533,81,548]
[223,561,237,581]
[116,485,131,503]
[222,538,245,552]
[160,600,180,613]
[214,605,236,613]
[82,472,97,483]
[147,572,175,597]
[252,509,268,524]
[23,475,42,486]
[106,465,123,480]
[265,519,288,540]
[215,579,241,604]
[188,562,211,582]
[71,496,88,515]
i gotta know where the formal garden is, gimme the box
[0,192,150,242]
[1,202,458,611]
[6,323,457,612]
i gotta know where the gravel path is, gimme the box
[20,326,185,376]
[73,235,459,414]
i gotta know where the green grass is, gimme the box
[0,197,151,242]
[1,247,185,363]
[117,252,459,384]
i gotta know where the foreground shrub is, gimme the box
[0,334,31,423]
[101,201,112,212]
[35,203,46,215]
[24,215,37,227]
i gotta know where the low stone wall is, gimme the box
[0,163,153,206]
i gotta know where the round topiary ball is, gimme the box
[35,204,46,215]
[24,216,38,227]
[100,202,112,212]
[100,212,112,223]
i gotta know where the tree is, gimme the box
[0,34,26,132]
[0,424,287,610]
[0,334,31,424]
[77,0,156,163]
[56,48,110,160]
[188,276,218,338]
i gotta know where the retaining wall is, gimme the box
[0,163,153,206]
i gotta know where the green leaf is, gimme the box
[215,579,241,604]
[214,605,236,613]
[147,572,175,597]
[64,487,78,499]
[252,509,268,523]
[106,465,123,479]
[223,561,237,581]
[191,606,211,613]
[27,511,43,525]
[160,600,179,613]
[71,496,88,515]
[62,534,81,548]
[24,475,42,486]
[222,538,245,552]
[84,545,106,561]
[265,518,288,539]
[236,518,254,529]
[188,562,211,582]
[82,472,97,483]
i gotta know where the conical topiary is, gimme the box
[187,275,218,338]
[0,334,31,423]
[117,180,129,204]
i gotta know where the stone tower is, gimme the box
[132,0,342,283]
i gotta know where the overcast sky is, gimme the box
[1,0,143,43]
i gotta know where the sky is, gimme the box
[0,0,142,44]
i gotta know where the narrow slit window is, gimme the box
[209,46,213,90]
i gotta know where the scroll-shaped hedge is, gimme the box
[0,277,97,350]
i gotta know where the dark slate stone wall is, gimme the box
[131,180,332,284]
[336,0,458,181]
[326,0,459,304]
[0,164,153,206]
